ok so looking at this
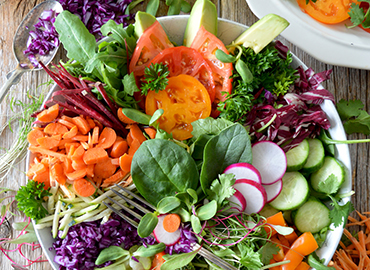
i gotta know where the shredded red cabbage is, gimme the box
[165,224,198,255]
[51,212,153,270]
[23,9,59,68]
[58,0,134,39]
[245,66,334,152]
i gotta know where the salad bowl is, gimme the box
[32,15,352,269]
[246,0,370,70]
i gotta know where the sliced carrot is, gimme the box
[62,125,79,139]
[72,135,89,142]
[86,164,95,178]
[111,158,120,166]
[129,124,146,143]
[66,168,87,181]
[264,212,287,236]
[63,157,74,173]
[94,158,117,179]
[73,178,96,197]
[91,126,100,145]
[27,129,45,146]
[163,213,181,233]
[144,127,157,139]
[71,145,85,161]
[101,169,128,187]
[44,122,69,135]
[110,140,128,158]
[37,103,59,122]
[27,162,47,178]
[86,117,95,129]
[277,234,290,254]
[37,134,62,149]
[50,163,66,185]
[56,138,74,148]
[72,116,90,135]
[83,147,109,165]
[72,158,87,171]
[117,108,136,124]
[33,171,51,190]
[58,118,76,129]
[150,251,166,270]
[285,230,299,245]
[128,139,142,156]
[127,132,134,147]
[115,136,124,142]
[119,153,133,172]
[97,127,117,149]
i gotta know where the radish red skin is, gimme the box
[234,179,267,214]
[153,214,181,246]
[223,163,262,184]
[263,178,283,203]
[251,141,287,185]
[227,189,247,212]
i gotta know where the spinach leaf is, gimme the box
[200,123,252,193]
[54,10,96,64]
[191,117,233,140]
[131,139,199,205]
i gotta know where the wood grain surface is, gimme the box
[0,0,369,269]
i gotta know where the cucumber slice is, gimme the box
[310,156,345,195]
[286,139,309,171]
[293,197,330,233]
[301,138,325,174]
[269,172,309,211]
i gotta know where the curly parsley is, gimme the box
[141,63,170,95]
[15,180,51,220]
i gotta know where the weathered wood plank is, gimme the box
[1,0,370,269]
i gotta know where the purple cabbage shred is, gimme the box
[165,224,198,255]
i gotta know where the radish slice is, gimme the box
[234,179,267,214]
[252,141,287,185]
[153,215,181,246]
[223,163,262,184]
[227,189,247,212]
[262,179,283,203]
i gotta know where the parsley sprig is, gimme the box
[15,180,51,220]
[141,63,170,95]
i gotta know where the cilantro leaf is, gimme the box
[238,243,263,269]
[348,3,365,27]
[336,99,370,135]
[317,174,341,195]
[207,174,236,208]
[343,110,370,135]
[337,99,364,120]
[328,195,354,228]
[15,181,51,220]
[259,242,280,265]
[141,63,169,95]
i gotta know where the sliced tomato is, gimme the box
[145,74,212,141]
[150,46,216,103]
[129,21,173,85]
[190,25,233,115]
[296,0,358,24]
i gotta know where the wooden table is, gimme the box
[0,0,369,269]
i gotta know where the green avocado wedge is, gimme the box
[134,11,157,38]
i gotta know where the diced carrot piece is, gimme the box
[36,134,62,149]
[50,163,66,185]
[83,147,108,165]
[44,123,68,135]
[62,125,79,139]
[101,169,128,187]
[27,129,45,146]
[115,136,124,142]
[94,159,118,179]
[278,234,290,253]
[73,178,96,197]
[66,168,87,181]
[37,104,59,122]
[110,140,128,158]
[285,230,298,245]
[119,154,133,172]
[72,116,90,134]
[97,127,117,149]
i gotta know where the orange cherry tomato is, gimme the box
[145,74,212,141]
[190,26,233,116]
[296,0,358,24]
[150,46,216,103]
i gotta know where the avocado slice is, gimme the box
[134,11,157,38]
[233,14,289,54]
[183,0,218,47]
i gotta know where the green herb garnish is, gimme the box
[141,63,170,95]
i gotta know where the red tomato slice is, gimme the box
[190,26,233,111]
[150,46,216,103]
[129,21,174,85]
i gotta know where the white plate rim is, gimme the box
[246,0,370,70]
[32,15,352,269]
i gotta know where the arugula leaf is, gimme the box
[328,195,354,228]
[15,181,51,220]
[207,174,236,208]
[100,20,137,54]
[141,63,170,95]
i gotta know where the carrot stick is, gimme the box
[37,103,59,122]
[343,228,370,265]
[357,211,370,232]
[163,213,181,233]
[73,178,96,197]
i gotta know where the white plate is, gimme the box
[246,0,370,70]
[33,15,351,269]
